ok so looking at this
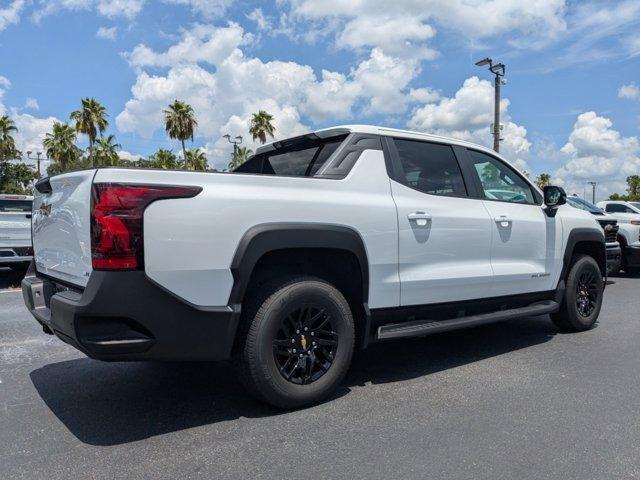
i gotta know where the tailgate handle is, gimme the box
[35,177,52,194]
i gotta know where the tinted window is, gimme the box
[566,196,604,214]
[605,203,634,213]
[630,202,640,210]
[0,200,32,213]
[393,139,467,197]
[468,150,535,204]
[234,135,346,177]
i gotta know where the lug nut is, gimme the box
[293,349,297,353]
[311,332,315,336]
[304,327,308,331]
[291,339,295,343]
[296,330,300,334]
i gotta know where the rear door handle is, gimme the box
[408,212,431,226]
[494,215,512,227]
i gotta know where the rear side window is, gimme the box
[234,135,346,177]
[0,200,32,212]
[392,139,467,197]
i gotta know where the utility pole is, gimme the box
[223,134,243,167]
[588,181,597,203]
[475,57,506,153]
[26,151,45,178]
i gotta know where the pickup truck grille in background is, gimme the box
[597,219,619,243]
[0,247,33,257]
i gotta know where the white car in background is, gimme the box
[597,200,640,273]
[0,194,34,271]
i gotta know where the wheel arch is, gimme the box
[228,223,370,307]
[561,228,606,280]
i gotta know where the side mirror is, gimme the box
[543,185,566,208]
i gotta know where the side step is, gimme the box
[376,300,559,341]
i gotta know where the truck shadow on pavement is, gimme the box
[30,316,558,446]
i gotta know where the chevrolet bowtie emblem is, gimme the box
[300,335,308,350]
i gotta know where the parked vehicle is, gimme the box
[566,196,621,274]
[22,126,606,408]
[596,200,640,273]
[0,194,33,271]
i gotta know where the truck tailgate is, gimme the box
[32,170,95,287]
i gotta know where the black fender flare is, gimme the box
[560,228,606,281]
[228,223,370,307]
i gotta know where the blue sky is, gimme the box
[0,0,639,198]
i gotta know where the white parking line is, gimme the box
[0,289,21,294]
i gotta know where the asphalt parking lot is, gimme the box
[2,272,640,480]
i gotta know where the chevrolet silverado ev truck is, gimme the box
[22,126,606,408]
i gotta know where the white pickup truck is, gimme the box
[596,200,640,273]
[22,125,606,408]
[0,194,33,271]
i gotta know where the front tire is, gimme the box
[236,276,355,409]
[550,254,603,332]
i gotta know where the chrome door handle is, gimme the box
[494,215,512,227]
[408,212,431,226]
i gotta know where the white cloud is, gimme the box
[24,97,39,110]
[96,25,117,40]
[285,0,567,56]
[32,0,145,23]
[117,23,426,168]
[162,0,232,19]
[619,82,640,101]
[125,23,252,69]
[0,0,25,32]
[408,76,532,173]
[554,111,640,199]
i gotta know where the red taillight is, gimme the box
[90,183,201,271]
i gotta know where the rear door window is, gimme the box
[0,200,32,212]
[392,138,467,197]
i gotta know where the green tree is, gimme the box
[93,134,121,167]
[228,146,252,171]
[184,148,208,171]
[147,149,180,170]
[0,115,20,161]
[0,162,37,194]
[249,110,275,144]
[626,175,640,201]
[70,98,108,167]
[164,100,197,170]
[43,122,82,174]
[535,173,551,190]
[609,193,625,201]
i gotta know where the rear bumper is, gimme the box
[0,246,32,266]
[22,263,241,361]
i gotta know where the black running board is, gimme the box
[376,300,559,341]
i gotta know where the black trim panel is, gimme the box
[229,223,370,306]
[560,228,606,281]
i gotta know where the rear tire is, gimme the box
[551,254,603,332]
[236,276,355,409]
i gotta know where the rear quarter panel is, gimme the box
[93,150,399,308]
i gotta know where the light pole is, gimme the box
[475,57,506,153]
[26,151,45,178]
[588,181,597,203]
[223,134,243,165]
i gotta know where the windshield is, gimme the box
[234,135,347,177]
[566,196,604,214]
[0,199,32,213]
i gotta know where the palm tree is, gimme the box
[164,100,197,170]
[184,148,208,171]
[228,146,252,171]
[249,110,275,144]
[535,173,551,190]
[94,134,121,167]
[70,98,108,167]
[147,149,180,170]
[0,115,20,161]
[43,122,81,173]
